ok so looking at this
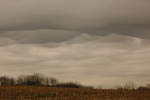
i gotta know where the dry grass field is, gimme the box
[0,85,149,100]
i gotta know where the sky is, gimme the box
[0,0,150,89]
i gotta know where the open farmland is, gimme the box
[0,86,149,100]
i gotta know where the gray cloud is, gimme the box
[0,30,81,44]
[0,34,150,88]
[0,0,150,89]
[0,0,150,42]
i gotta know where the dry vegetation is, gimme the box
[0,73,150,100]
[0,85,150,100]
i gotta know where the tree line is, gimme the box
[0,73,150,90]
[0,73,92,89]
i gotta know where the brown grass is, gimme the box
[0,85,149,100]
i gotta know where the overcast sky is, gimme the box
[0,0,150,89]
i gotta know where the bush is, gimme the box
[137,86,150,90]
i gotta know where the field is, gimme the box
[0,85,150,100]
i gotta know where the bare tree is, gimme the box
[32,73,46,86]
[23,74,38,86]
[50,77,59,87]
[29,75,36,86]
[24,75,32,85]
[9,77,17,85]
[123,81,136,90]
[16,74,27,85]
[0,75,10,85]
[44,76,51,86]
[16,73,50,86]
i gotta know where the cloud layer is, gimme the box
[0,0,150,89]
[1,33,150,88]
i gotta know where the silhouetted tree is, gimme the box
[9,77,16,85]
[55,81,84,88]
[50,77,59,87]
[123,81,136,90]
[44,76,51,86]
[137,86,150,90]
[16,73,46,86]
[32,73,46,86]
[2,73,147,90]
[24,75,32,86]
[0,75,10,85]
[115,81,136,90]
[16,74,27,85]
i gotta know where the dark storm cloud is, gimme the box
[0,0,150,44]
[0,30,81,44]
[100,24,150,40]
